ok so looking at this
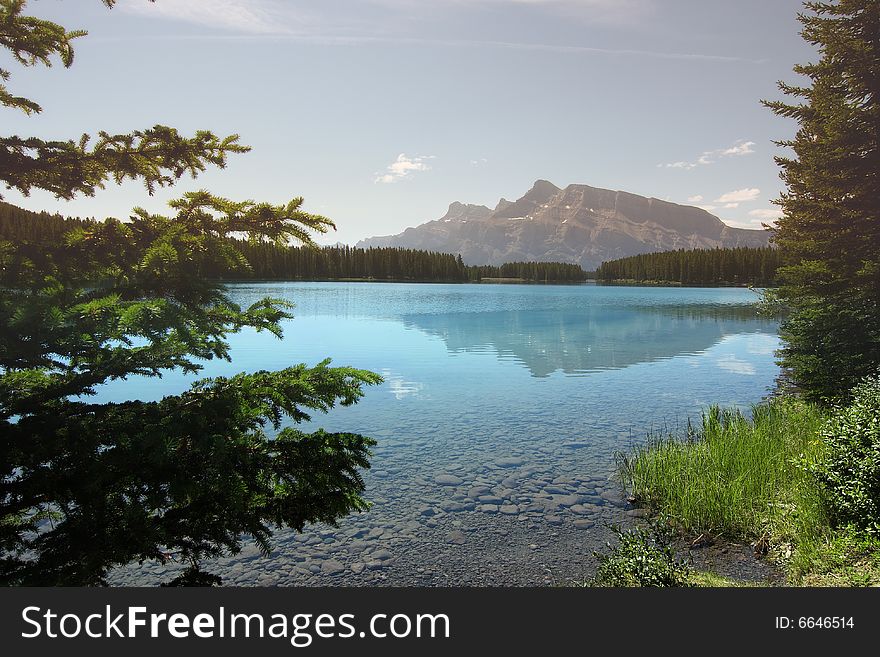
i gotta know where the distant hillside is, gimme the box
[596,247,780,286]
[357,180,771,270]
[0,201,90,242]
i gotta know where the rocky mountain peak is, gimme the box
[526,179,561,200]
[494,197,513,213]
[439,201,492,223]
[356,180,770,270]
[494,179,562,219]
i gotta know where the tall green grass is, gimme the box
[618,399,826,545]
[617,395,880,585]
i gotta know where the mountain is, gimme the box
[357,180,771,270]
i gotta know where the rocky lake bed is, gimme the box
[111,443,781,587]
[111,450,636,586]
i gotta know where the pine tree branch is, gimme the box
[0,128,251,200]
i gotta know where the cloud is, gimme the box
[659,140,757,170]
[375,153,434,183]
[722,208,783,229]
[470,158,489,167]
[115,1,761,64]
[659,161,697,170]
[714,188,760,204]
[721,141,756,156]
[748,208,783,220]
[722,217,769,230]
[121,0,285,33]
[723,202,739,209]
[659,160,695,169]
[687,195,703,203]
[118,0,645,35]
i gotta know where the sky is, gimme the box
[4,0,815,245]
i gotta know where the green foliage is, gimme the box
[619,400,826,540]
[791,524,880,586]
[596,247,779,286]
[764,0,880,402]
[590,524,691,587]
[0,0,246,200]
[0,0,89,114]
[802,375,880,534]
[238,247,587,283]
[0,0,382,585]
[0,200,92,242]
[614,397,880,584]
[465,260,587,283]
[234,242,469,282]
[1,202,588,283]
[1,127,250,201]
[0,190,382,585]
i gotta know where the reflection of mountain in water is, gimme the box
[402,305,778,377]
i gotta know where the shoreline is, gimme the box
[216,277,778,290]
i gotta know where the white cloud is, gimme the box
[470,158,489,167]
[721,140,756,156]
[722,218,769,230]
[375,153,435,184]
[715,188,760,204]
[748,208,784,220]
[723,202,739,209]
[121,0,284,33]
[723,208,783,229]
[687,195,703,203]
[659,161,697,170]
[120,0,649,36]
[116,1,761,64]
[659,140,757,170]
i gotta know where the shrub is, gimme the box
[590,524,691,587]
[804,375,880,534]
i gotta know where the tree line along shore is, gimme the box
[1,201,776,286]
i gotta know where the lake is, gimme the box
[107,282,781,585]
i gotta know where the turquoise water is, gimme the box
[105,282,781,585]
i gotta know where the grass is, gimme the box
[785,525,880,586]
[619,400,826,538]
[688,571,760,587]
[616,398,880,585]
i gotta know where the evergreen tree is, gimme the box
[3,202,589,285]
[0,0,381,585]
[764,0,880,401]
[595,247,779,286]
